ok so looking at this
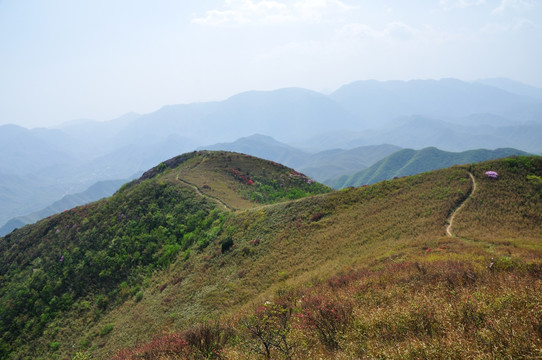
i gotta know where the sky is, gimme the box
[1,0,541,128]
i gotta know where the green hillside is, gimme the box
[0,151,330,359]
[330,147,529,188]
[1,152,541,359]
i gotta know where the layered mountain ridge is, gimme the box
[331,146,530,188]
[2,78,541,229]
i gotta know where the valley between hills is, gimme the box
[1,151,541,359]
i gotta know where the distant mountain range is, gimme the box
[1,78,541,227]
[330,78,542,127]
[330,147,530,188]
[476,78,542,100]
[337,115,542,152]
[200,134,401,183]
[0,179,128,236]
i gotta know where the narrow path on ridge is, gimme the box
[176,175,231,212]
[446,172,477,237]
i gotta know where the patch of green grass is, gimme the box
[99,324,115,337]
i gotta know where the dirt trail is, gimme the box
[446,172,476,237]
[176,175,231,212]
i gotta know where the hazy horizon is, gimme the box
[1,0,541,128]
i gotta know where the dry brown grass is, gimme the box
[115,260,542,359]
[455,156,542,242]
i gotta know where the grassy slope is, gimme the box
[107,155,542,360]
[1,153,541,359]
[0,151,330,360]
[331,147,529,188]
[83,165,470,358]
[455,156,542,243]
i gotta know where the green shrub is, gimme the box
[221,237,234,253]
[72,351,92,360]
[527,174,542,196]
[157,243,182,267]
[156,162,168,173]
[99,323,115,337]
[78,300,91,311]
[96,294,109,310]
[134,291,144,302]
[503,156,534,170]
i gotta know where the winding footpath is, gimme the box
[446,172,477,237]
[176,175,231,212]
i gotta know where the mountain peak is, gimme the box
[128,150,331,210]
[239,133,280,143]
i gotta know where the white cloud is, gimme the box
[192,0,352,26]
[293,0,353,21]
[385,22,419,41]
[192,0,290,26]
[337,23,380,39]
[482,17,538,33]
[440,0,486,10]
[337,22,419,42]
[491,0,536,15]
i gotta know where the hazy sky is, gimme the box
[1,0,541,128]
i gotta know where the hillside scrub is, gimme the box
[97,167,476,358]
[108,156,542,359]
[0,151,331,359]
[0,153,541,359]
[113,259,542,359]
[0,179,226,358]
